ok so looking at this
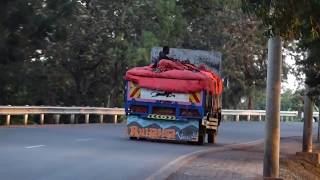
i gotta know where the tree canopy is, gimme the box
[0,0,287,108]
[242,0,320,98]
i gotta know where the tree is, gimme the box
[45,0,188,106]
[178,0,269,109]
[281,90,303,111]
[0,0,282,110]
[243,0,320,177]
[0,0,75,105]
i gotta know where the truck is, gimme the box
[124,47,223,145]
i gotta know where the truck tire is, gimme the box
[129,136,137,140]
[197,132,205,145]
[197,124,206,145]
[207,130,216,144]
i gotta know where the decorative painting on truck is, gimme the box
[127,115,199,142]
[140,88,189,102]
[127,81,203,105]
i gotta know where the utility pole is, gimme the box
[302,85,314,152]
[263,37,282,178]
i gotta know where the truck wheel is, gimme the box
[129,136,137,140]
[207,130,216,144]
[197,132,205,145]
[197,125,205,145]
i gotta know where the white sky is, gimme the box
[281,54,304,92]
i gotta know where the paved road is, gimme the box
[0,122,317,180]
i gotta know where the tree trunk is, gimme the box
[302,84,314,152]
[107,94,111,108]
[263,37,282,178]
[248,96,254,110]
[107,88,115,108]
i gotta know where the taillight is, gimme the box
[130,105,148,113]
[152,107,176,116]
[180,109,200,117]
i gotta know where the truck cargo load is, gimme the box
[126,60,223,94]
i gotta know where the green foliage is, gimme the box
[298,39,320,97]
[242,0,320,99]
[0,0,287,109]
[178,0,270,109]
[242,0,320,39]
[250,89,303,111]
[281,90,303,111]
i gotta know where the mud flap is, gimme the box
[204,116,218,144]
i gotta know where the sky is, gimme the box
[281,49,305,93]
[282,56,300,92]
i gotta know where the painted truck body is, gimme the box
[125,47,222,144]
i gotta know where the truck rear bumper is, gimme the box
[126,115,199,142]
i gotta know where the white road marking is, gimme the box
[25,145,45,149]
[145,139,264,180]
[75,138,93,142]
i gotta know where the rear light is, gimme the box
[152,107,176,116]
[130,105,148,113]
[180,109,200,117]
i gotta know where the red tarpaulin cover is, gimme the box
[125,59,223,94]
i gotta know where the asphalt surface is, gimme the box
[0,121,317,180]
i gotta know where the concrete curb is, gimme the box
[145,139,264,180]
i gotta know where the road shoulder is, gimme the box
[145,140,263,180]
[165,137,320,180]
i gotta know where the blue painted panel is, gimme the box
[125,100,204,120]
[127,115,199,142]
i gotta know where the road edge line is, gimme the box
[145,139,264,180]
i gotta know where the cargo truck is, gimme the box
[124,47,223,145]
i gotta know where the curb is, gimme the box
[145,139,264,180]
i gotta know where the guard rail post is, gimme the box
[40,114,45,125]
[114,115,118,124]
[247,115,251,121]
[223,115,227,121]
[236,115,240,122]
[54,114,60,124]
[70,114,75,124]
[259,115,262,121]
[85,114,89,124]
[6,115,10,126]
[99,115,103,124]
[24,114,28,125]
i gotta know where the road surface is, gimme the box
[0,122,317,180]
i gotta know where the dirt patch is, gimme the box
[280,142,320,180]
